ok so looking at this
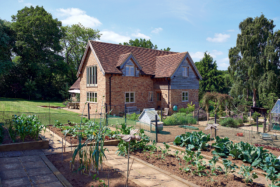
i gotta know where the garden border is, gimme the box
[40,154,73,187]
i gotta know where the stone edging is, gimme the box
[169,144,266,176]
[129,155,200,187]
[40,155,73,187]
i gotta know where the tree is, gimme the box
[119,38,171,51]
[229,14,280,107]
[0,19,15,76]
[11,6,67,99]
[60,23,101,81]
[195,52,224,100]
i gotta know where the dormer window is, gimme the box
[126,65,135,76]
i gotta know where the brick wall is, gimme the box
[170,89,199,113]
[79,49,106,116]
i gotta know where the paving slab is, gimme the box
[22,150,44,156]
[135,168,161,175]
[1,177,32,187]
[0,168,27,180]
[29,173,60,185]
[19,156,42,162]
[105,159,123,166]
[133,177,160,186]
[26,167,52,177]
[22,160,46,169]
[1,151,23,158]
[0,157,19,164]
[33,181,64,187]
[154,180,188,187]
[0,163,22,170]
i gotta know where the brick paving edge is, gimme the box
[129,155,200,187]
[40,155,73,187]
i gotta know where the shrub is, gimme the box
[178,107,188,113]
[252,112,261,122]
[126,113,140,121]
[163,113,197,126]
[220,117,238,128]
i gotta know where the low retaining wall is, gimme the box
[0,139,49,151]
[69,139,120,147]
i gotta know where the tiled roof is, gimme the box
[69,78,80,90]
[90,41,176,75]
[155,52,188,78]
[116,52,132,67]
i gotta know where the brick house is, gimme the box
[76,41,202,115]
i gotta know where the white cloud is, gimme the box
[167,0,192,23]
[18,0,24,2]
[56,8,101,28]
[131,32,150,39]
[220,57,229,63]
[227,29,235,32]
[190,50,223,60]
[207,33,230,43]
[217,58,229,70]
[190,52,204,60]
[210,50,223,58]
[151,27,163,34]
[100,31,130,43]
[273,17,279,21]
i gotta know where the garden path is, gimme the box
[0,149,69,187]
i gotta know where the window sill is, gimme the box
[87,86,98,88]
[87,102,98,103]
[125,102,135,104]
[182,100,189,102]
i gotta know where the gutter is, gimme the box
[168,78,170,108]
[109,74,113,111]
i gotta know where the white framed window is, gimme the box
[182,91,188,102]
[87,66,97,86]
[125,92,135,103]
[182,67,188,77]
[148,91,153,102]
[125,65,135,76]
[87,92,97,103]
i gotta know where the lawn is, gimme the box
[0,97,84,125]
[0,98,138,127]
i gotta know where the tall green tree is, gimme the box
[229,14,280,107]
[195,52,224,100]
[11,6,67,99]
[120,38,171,51]
[0,19,15,76]
[60,23,101,82]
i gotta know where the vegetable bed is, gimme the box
[47,120,119,145]
[47,152,141,187]
[131,150,262,187]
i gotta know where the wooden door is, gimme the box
[156,92,161,109]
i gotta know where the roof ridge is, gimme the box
[156,51,188,58]
[91,40,177,54]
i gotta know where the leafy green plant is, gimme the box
[238,164,258,184]
[173,131,210,150]
[264,167,280,187]
[54,120,63,129]
[208,155,219,176]
[92,174,108,187]
[220,117,238,128]
[192,150,207,176]
[252,112,261,122]
[163,113,197,126]
[218,159,238,177]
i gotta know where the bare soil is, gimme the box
[1,126,42,144]
[46,152,141,187]
[131,150,264,187]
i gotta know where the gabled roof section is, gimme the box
[155,52,188,78]
[69,78,80,90]
[116,52,142,70]
[116,53,131,67]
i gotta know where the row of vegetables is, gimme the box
[53,120,119,140]
[173,131,280,186]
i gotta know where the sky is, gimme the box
[0,0,280,70]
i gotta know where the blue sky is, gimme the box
[1,0,279,70]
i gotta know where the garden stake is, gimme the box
[62,137,63,161]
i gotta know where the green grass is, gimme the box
[0,97,85,125]
[0,98,140,127]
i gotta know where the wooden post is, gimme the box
[155,115,158,142]
[197,109,199,125]
[256,116,259,133]
[88,103,90,120]
[264,115,266,133]
[124,104,127,124]
[249,111,252,125]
